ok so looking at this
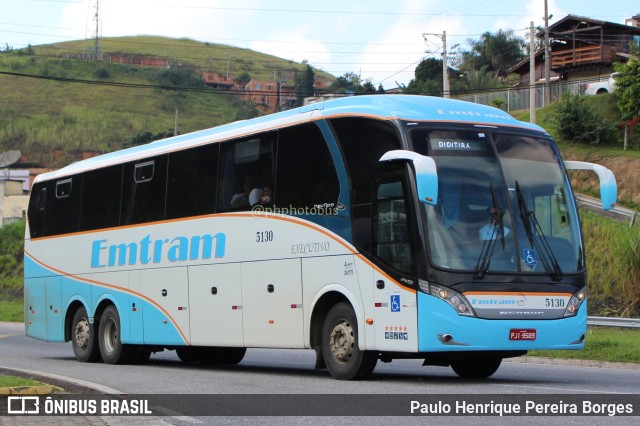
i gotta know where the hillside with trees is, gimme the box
[0,36,334,167]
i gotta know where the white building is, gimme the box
[0,179,28,225]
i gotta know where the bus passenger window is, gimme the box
[121,155,168,225]
[330,118,401,206]
[27,183,47,238]
[48,177,82,235]
[166,144,218,219]
[276,123,339,210]
[79,165,122,231]
[217,133,275,212]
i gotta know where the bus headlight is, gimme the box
[428,284,476,317]
[564,287,586,317]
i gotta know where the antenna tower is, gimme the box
[87,0,102,60]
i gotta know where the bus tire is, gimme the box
[321,302,377,380]
[199,347,247,365]
[71,306,100,362]
[451,356,502,379]
[98,305,135,364]
[176,347,201,363]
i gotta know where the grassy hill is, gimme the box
[0,36,333,167]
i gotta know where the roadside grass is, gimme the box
[529,327,640,363]
[0,299,23,322]
[0,375,45,388]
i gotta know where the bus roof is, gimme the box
[36,95,547,183]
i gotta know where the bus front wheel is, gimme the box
[450,356,502,379]
[71,306,100,362]
[321,302,377,380]
[98,305,135,364]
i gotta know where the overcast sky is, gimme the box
[1,0,637,88]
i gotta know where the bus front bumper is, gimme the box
[417,292,587,352]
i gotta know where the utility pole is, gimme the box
[174,108,179,136]
[422,31,450,98]
[543,0,551,106]
[442,31,450,98]
[530,21,536,123]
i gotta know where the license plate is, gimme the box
[509,329,536,341]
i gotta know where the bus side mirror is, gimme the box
[379,150,438,205]
[564,161,617,211]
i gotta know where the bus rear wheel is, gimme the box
[451,356,502,379]
[98,305,135,364]
[321,302,377,380]
[71,306,100,362]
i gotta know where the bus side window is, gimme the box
[47,177,81,236]
[121,155,168,225]
[276,123,339,210]
[373,177,415,275]
[79,165,123,231]
[330,118,402,206]
[217,133,275,212]
[166,144,218,219]
[331,118,402,254]
[27,183,47,238]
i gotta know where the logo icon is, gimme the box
[523,249,537,266]
[8,396,40,414]
[390,294,401,312]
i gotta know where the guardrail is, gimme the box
[587,316,640,329]
[574,194,639,226]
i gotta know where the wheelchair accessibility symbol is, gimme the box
[390,294,401,312]
[523,249,537,266]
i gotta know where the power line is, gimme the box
[0,69,324,97]
[19,0,536,17]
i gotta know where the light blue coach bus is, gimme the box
[24,95,616,380]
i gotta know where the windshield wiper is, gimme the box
[515,181,563,282]
[474,183,505,279]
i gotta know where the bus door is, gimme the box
[371,173,419,352]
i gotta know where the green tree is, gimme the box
[614,57,640,121]
[294,60,315,104]
[327,72,377,94]
[0,221,25,298]
[156,67,205,88]
[461,65,498,91]
[554,93,615,145]
[235,71,251,86]
[405,57,463,95]
[462,30,526,79]
[123,130,175,148]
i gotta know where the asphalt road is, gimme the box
[1,321,639,425]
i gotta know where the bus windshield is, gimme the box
[411,127,583,276]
